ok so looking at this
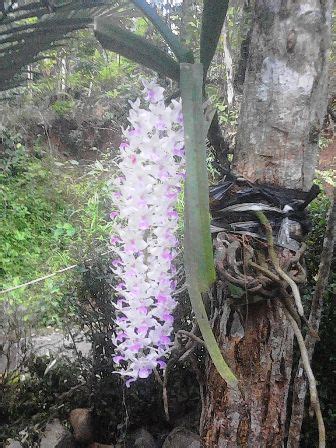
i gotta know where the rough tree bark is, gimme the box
[201,1,332,447]
[233,1,332,191]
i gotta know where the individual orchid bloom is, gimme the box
[142,79,165,104]
[110,80,184,384]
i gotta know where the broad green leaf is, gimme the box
[94,16,180,81]
[180,63,237,388]
[181,63,215,290]
[200,0,230,78]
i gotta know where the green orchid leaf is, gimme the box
[180,63,215,290]
[94,16,179,80]
[187,278,238,388]
[200,0,230,79]
[130,0,193,63]
[180,62,237,388]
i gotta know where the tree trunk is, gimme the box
[233,0,332,192]
[201,1,332,447]
[222,21,234,106]
[59,56,68,93]
[201,293,294,447]
[180,0,194,46]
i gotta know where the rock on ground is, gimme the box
[119,428,156,448]
[40,419,75,448]
[5,440,23,448]
[162,427,201,448]
[88,444,115,448]
[133,428,156,448]
[0,331,91,373]
[69,408,93,443]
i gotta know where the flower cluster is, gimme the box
[110,80,184,385]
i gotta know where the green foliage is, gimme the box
[0,129,27,175]
[0,135,68,281]
[206,86,239,127]
[318,135,331,151]
[51,99,75,117]
[300,188,336,447]
[0,130,113,326]
[216,102,239,126]
[315,169,336,187]
[135,17,149,36]
[305,187,332,279]
[98,55,136,84]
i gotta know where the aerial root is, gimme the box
[282,305,325,448]
[160,324,204,422]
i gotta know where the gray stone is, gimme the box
[69,408,93,443]
[5,440,23,448]
[162,427,200,448]
[0,331,91,373]
[40,419,75,448]
[133,428,156,448]
[88,444,115,448]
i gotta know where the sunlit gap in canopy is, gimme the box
[150,0,183,14]
[148,0,183,37]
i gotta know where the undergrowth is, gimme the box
[0,129,113,326]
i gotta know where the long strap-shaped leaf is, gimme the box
[94,16,179,81]
[131,0,194,62]
[200,0,229,79]
[180,63,237,388]
[130,0,193,63]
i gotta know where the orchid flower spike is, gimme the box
[110,79,184,386]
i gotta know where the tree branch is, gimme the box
[283,306,326,448]
[288,188,336,448]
